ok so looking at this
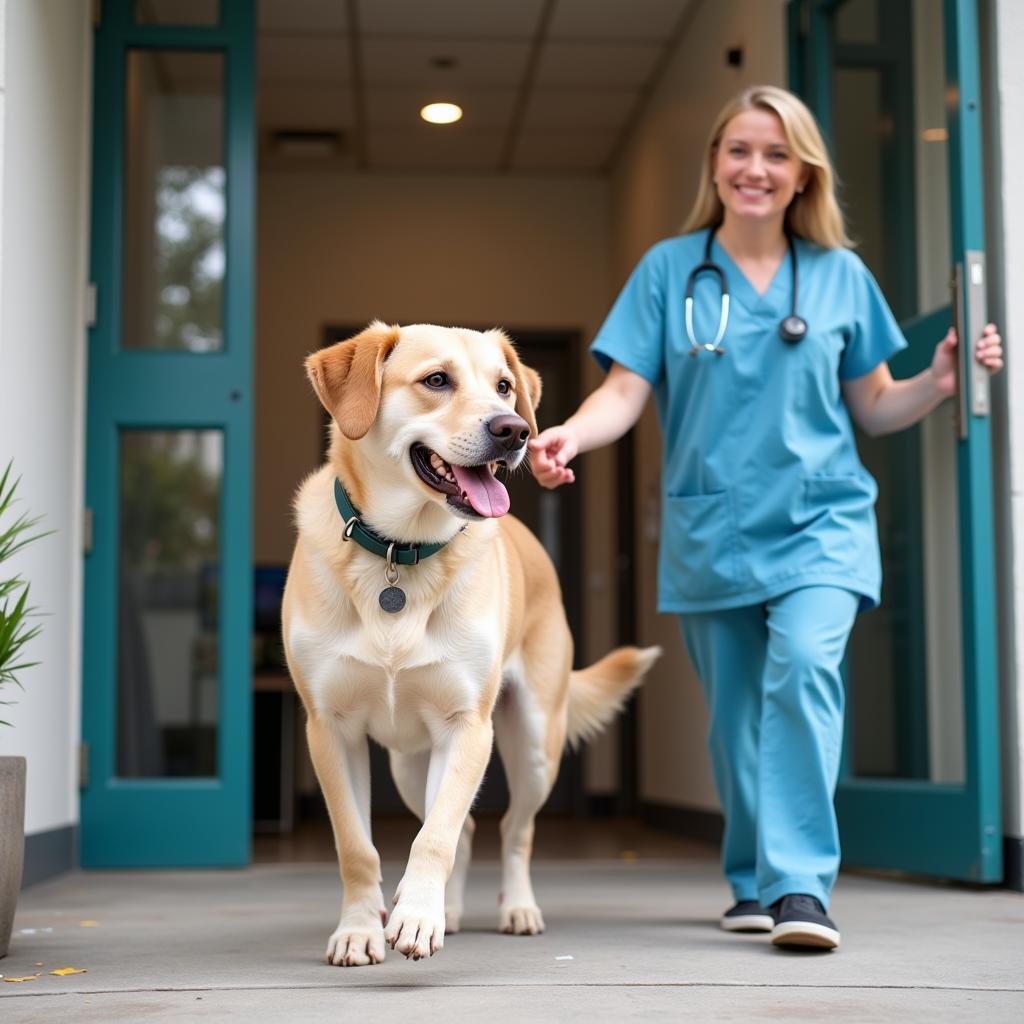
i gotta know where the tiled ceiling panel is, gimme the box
[533,41,663,88]
[256,0,695,173]
[260,84,354,131]
[259,0,348,34]
[520,88,642,129]
[547,0,691,41]
[358,0,546,39]
[360,38,531,87]
[259,34,350,84]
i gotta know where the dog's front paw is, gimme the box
[500,902,546,936]
[386,884,446,960]
[326,911,387,967]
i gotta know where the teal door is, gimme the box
[790,0,1001,882]
[82,0,255,866]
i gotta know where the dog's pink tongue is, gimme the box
[450,463,510,517]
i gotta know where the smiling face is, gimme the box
[380,326,537,519]
[307,323,541,527]
[713,107,809,228]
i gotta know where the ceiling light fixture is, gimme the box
[420,102,463,125]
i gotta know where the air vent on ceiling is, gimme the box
[269,129,347,158]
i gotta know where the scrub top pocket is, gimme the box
[662,491,740,599]
[801,474,878,564]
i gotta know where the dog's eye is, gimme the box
[423,372,449,390]
[497,379,513,396]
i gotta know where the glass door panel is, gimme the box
[123,51,226,352]
[117,430,223,778]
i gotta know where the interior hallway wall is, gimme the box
[255,170,621,795]
[0,0,91,846]
[608,0,789,814]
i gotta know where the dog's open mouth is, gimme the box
[411,444,510,518]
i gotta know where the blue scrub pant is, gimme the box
[680,585,859,910]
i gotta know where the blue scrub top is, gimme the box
[592,230,907,614]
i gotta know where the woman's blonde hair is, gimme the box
[682,84,851,248]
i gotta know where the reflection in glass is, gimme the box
[117,431,222,778]
[832,0,964,783]
[123,51,225,352]
[135,0,219,26]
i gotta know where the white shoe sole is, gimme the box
[771,920,840,949]
[720,913,774,933]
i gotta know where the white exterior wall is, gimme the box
[991,0,1024,841]
[0,0,91,839]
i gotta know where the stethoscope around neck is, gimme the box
[684,225,808,356]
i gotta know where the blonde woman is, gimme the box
[530,85,1002,950]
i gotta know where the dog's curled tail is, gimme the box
[566,645,661,750]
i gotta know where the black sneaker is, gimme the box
[769,894,840,949]
[720,900,774,933]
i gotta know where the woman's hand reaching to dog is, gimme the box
[529,362,652,489]
[530,425,581,488]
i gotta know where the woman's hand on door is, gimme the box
[931,322,1003,397]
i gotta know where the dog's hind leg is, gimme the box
[389,749,475,934]
[493,680,565,935]
[306,714,386,966]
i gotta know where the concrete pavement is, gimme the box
[2,847,1023,1021]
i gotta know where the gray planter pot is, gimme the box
[0,756,26,959]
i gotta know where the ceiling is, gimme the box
[256,0,699,174]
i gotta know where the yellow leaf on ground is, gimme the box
[50,967,87,977]
[3,974,41,983]
[78,920,98,927]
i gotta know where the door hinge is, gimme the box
[79,742,89,789]
[83,507,94,555]
[85,283,97,328]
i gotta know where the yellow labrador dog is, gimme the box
[284,321,659,967]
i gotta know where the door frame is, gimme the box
[81,0,256,867]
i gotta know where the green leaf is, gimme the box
[0,460,48,725]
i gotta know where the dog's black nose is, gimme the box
[487,413,530,452]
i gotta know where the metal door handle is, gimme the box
[964,252,991,421]
[949,254,991,442]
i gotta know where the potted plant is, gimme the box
[0,462,46,959]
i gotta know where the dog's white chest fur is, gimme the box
[288,556,500,753]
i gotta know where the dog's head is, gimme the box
[306,321,542,521]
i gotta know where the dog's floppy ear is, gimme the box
[497,334,543,437]
[305,321,401,440]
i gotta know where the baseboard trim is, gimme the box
[22,825,78,890]
[1004,835,1024,892]
[640,801,723,845]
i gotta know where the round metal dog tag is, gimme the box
[379,586,406,613]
